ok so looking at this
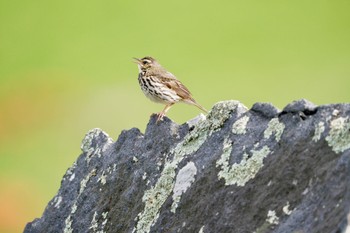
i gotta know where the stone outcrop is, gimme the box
[24,99,350,233]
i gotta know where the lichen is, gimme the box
[216,137,270,186]
[80,128,113,164]
[63,169,96,233]
[135,101,242,233]
[207,101,247,134]
[89,211,108,233]
[63,216,73,233]
[312,121,325,142]
[63,162,77,182]
[81,128,102,154]
[266,210,279,225]
[98,211,108,233]
[232,115,250,135]
[198,226,205,233]
[325,117,350,153]
[282,202,292,215]
[171,162,197,213]
[264,118,285,142]
[98,171,107,185]
[89,212,98,231]
[69,173,75,182]
[135,161,177,233]
[142,172,147,180]
[52,195,62,209]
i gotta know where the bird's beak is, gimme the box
[133,57,141,64]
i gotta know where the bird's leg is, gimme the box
[156,103,174,123]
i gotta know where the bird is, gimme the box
[133,56,207,122]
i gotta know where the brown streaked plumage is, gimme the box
[133,56,207,122]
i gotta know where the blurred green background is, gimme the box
[0,0,349,232]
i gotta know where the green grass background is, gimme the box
[0,0,349,232]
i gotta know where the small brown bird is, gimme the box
[134,56,207,122]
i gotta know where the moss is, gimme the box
[264,118,285,142]
[232,115,250,135]
[325,117,350,153]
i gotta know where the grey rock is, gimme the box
[251,102,280,118]
[281,99,318,119]
[24,100,350,233]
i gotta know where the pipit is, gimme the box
[133,56,207,122]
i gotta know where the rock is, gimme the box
[24,100,350,233]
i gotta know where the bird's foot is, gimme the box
[156,112,165,123]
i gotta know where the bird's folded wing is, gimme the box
[160,76,193,100]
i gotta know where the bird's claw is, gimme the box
[156,112,165,123]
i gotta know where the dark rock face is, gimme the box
[24,99,350,233]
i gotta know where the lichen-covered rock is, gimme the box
[24,100,350,233]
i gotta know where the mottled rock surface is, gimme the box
[24,99,350,233]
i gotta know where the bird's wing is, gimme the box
[159,75,193,100]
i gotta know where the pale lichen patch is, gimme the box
[254,210,280,233]
[232,115,250,135]
[98,171,107,185]
[264,118,285,142]
[63,162,77,182]
[89,211,108,233]
[89,212,98,231]
[216,137,270,186]
[312,122,325,142]
[266,210,279,225]
[171,162,197,213]
[63,216,73,233]
[142,172,147,180]
[99,211,108,233]
[345,213,350,233]
[71,203,78,214]
[53,195,62,209]
[332,109,340,116]
[63,169,96,233]
[135,162,177,233]
[207,101,247,134]
[325,117,350,153]
[282,202,293,215]
[81,128,113,164]
[69,173,75,182]
[79,169,96,194]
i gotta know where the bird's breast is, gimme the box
[138,74,181,104]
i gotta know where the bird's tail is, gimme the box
[183,99,208,114]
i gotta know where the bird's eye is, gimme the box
[142,59,151,65]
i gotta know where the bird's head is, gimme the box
[133,56,159,71]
